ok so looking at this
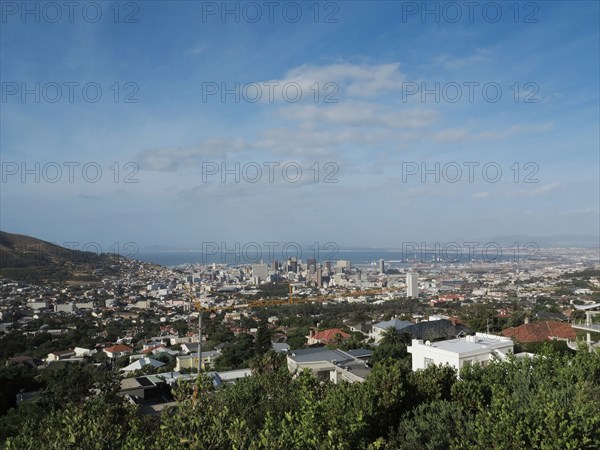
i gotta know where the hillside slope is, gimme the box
[0,231,121,284]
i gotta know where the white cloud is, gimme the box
[186,43,208,55]
[280,103,438,128]
[510,182,563,198]
[430,123,554,143]
[137,137,246,171]
[433,48,492,70]
[559,207,600,216]
[255,126,393,156]
[530,182,562,196]
[267,62,406,100]
[477,123,554,140]
[433,128,470,142]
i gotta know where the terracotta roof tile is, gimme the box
[501,321,576,343]
[312,328,350,344]
[104,344,133,353]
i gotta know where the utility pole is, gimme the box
[197,305,202,374]
[186,282,204,406]
[186,284,203,375]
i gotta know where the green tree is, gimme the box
[387,400,472,449]
[370,328,411,366]
[255,323,272,356]
[214,333,255,371]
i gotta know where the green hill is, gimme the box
[0,231,121,284]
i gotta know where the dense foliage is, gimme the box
[3,346,599,449]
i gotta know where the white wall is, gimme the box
[408,335,513,371]
[410,347,460,370]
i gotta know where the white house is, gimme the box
[74,347,97,357]
[121,357,165,374]
[28,301,49,311]
[286,347,373,384]
[103,344,134,359]
[407,333,514,371]
[46,349,76,362]
[181,342,204,354]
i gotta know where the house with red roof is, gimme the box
[103,344,134,359]
[307,328,351,346]
[501,321,576,343]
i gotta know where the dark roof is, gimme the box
[289,347,354,364]
[9,355,34,362]
[52,349,75,356]
[373,319,413,331]
[135,376,155,387]
[8,356,41,368]
[347,348,373,358]
[350,323,372,334]
[534,311,568,322]
[403,319,472,341]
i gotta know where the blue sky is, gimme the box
[1,1,599,251]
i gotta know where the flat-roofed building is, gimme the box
[287,347,373,384]
[408,333,513,371]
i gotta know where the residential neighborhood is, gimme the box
[1,244,599,428]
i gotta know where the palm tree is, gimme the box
[380,327,408,347]
[250,350,283,375]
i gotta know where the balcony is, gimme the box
[572,322,600,333]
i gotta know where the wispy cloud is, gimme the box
[433,48,492,70]
[512,182,563,197]
[268,62,406,100]
[433,123,554,142]
[77,194,101,201]
[433,128,470,142]
[559,207,600,216]
[280,103,438,128]
[477,123,555,140]
[186,43,208,55]
[137,138,247,171]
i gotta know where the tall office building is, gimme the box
[406,273,419,298]
[378,259,385,274]
[288,258,298,273]
[336,260,351,270]
[251,264,268,283]
[335,260,351,274]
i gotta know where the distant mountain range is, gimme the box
[0,231,121,284]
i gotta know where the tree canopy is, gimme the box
[3,345,599,449]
